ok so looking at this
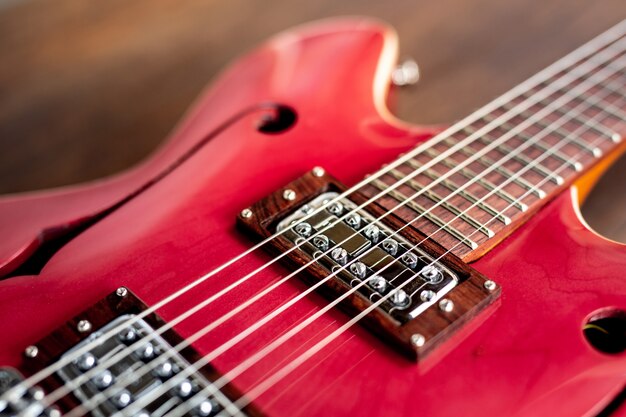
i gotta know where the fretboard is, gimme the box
[361,20,626,261]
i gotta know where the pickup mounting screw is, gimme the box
[312,166,325,177]
[77,320,92,333]
[439,299,454,312]
[241,208,253,219]
[282,189,297,201]
[24,345,39,358]
[411,333,426,348]
[484,280,497,292]
[116,287,128,297]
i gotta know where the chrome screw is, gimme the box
[327,202,343,216]
[420,290,436,302]
[77,320,92,333]
[439,299,454,312]
[390,289,410,308]
[116,287,128,297]
[312,166,325,177]
[411,333,426,348]
[331,247,348,265]
[349,261,367,278]
[24,345,39,358]
[382,239,399,256]
[282,189,297,201]
[293,222,312,237]
[484,280,497,292]
[369,276,388,293]
[240,208,253,219]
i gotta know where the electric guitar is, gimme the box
[1,17,625,417]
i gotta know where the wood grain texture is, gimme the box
[0,0,624,240]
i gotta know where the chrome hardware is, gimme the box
[327,202,343,216]
[118,328,137,344]
[311,166,325,177]
[345,213,362,229]
[390,289,411,308]
[0,368,58,417]
[112,390,132,409]
[484,280,497,291]
[24,345,38,358]
[277,192,459,323]
[57,315,233,417]
[155,361,176,379]
[240,208,253,218]
[382,238,399,256]
[77,319,92,333]
[439,299,454,312]
[136,342,155,360]
[293,222,312,237]
[177,380,194,398]
[76,353,97,371]
[420,265,443,284]
[116,287,128,297]
[420,290,436,302]
[331,247,348,265]
[410,333,426,348]
[282,189,297,201]
[363,224,381,243]
[369,276,388,293]
[92,370,114,390]
[391,59,420,87]
[349,261,367,278]
[401,252,419,268]
[312,235,330,251]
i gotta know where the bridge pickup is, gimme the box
[238,169,501,360]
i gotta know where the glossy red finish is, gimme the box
[1,17,626,417]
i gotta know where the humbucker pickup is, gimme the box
[238,168,501,360]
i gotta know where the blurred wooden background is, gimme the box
[0,0,624,241]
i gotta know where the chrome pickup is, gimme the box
[277,192,459,323]
[17,289,257,417]
[238,168,501,360]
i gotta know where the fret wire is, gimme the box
[402,159,511,225]
[479,115,583,172]
[421,148,530,211]
[369,178,479,249]
[500,104,604,157]
[440,137,547,197]
[463,125,565,184]
[387,168,495,237]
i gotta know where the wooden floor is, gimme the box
[0,0,624,241]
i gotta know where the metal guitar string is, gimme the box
[14,20,624,412]
[146,66,626,417]
[226,93,626,417]
[6,20,625,409]
[84,51,626,417]
[49,37,626,417]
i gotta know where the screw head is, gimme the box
[77,320,92,333]
[439,298,454,312]
[24,345,39,358]
[282,189,297,201]
[240,208,253,219]
[311,166,325,177]
[484,280,497,292]
[116,287,128,297]
[411,333,426,348]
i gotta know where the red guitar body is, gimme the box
[1,18,626,417]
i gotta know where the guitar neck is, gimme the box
[361,23,626,261]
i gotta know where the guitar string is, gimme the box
[6,21,625,409]
[107,56,621,417]
[19,25,624,412]
[105,55,626,417]
[143,67,626,417]
[223,90,626,417]
[50,39,626,417]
